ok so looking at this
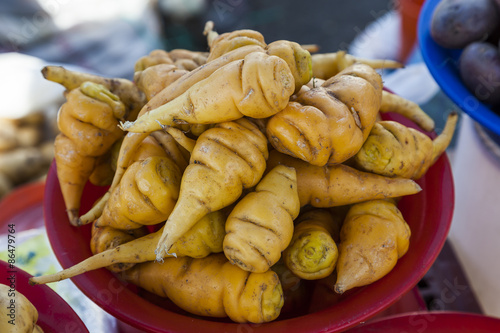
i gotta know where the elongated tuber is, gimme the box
[223,165,300,273]
[120,52,295,133]
[379,90,435,132]
[334,199,411,294]
[120,253,284,323]
[267,150,422,208]
[353,112,458,179]
[155,118,269,260]
[42,65,145,117]
[90,223,148,272]
[29,210,227,285]
[266,63,383,166]
[95,155,182,230]
[311,50,403,80]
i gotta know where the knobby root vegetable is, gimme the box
[42,65,146,117]
[120,52,296,133]
[353,111,458,179]
[223,165,300,273]
[167,48,209,70]
[95,155,182,230]
[54,82,129,225]
[89,39,311,226]
[203,21,266,62]
[134,49,174,71]
[0,283,42,332]
[155,118,269,260]
[82,44,283,224]
[266,63,383,166]
[29,211,227,285]
[311,50,403,80]
[266,150,422,208]
[134,64,189,101]
[380,90,435,132]
[283,209,339,280]
[78,130,190,226]
[90,223,148,272]
[120,253,284,323]
[54,134,97,225]
[334,199,411,294]
[57,82,125,156]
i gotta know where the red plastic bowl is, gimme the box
[0,260,88,333]
[344,311,500,332]
[43,113,455,333]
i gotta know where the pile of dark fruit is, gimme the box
[431,0,500,110]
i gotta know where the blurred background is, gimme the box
[5,1,494,331]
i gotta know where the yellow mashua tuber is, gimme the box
[155,118,269,260]
[352,111,458,179]
[266,63,383,166]
[283,209,339,280]
[266,150,422,208]
[223,165,300,273]
[311,50,403,80]
[29,210,227,285]
[120,253,284,323]
[95,155,182,230]
[120,52,296,133]
[0,284,43,332]
[334,199,411,294]
[54,82,128,225]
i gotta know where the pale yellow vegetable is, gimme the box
[96,155,182,230]
[203,21,266,62]
[223,165,300,273]
[0,283,42,332]
[120,52,295,133]
[334,199,411,294]
[353,111,458,179]
[266,63,383,166]
[29,211,227,285]
[121,253,284,323]
[90,222,148,272]
[380,90,435,132]
[266,150,422,208]
[283,209,339,280]
[155,118,269,260]
[311,50,403,80]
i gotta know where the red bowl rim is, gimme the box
[43,113,455,333]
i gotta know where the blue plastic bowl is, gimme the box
[418,0,500,140]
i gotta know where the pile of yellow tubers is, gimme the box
[29,22,458,324]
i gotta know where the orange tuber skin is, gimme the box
[352,112,458,179]
[266,63,383,166]
[223,165,300,273]
[155,118,269,260]
[29,211,227,286]
[334,199,411,294]
[96,155,182,230]
[120,254,284,323]
[283,209,339,280]
[266,150,422,208]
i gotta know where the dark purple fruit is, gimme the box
[431,0,499,49]
[459,41,500,107]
